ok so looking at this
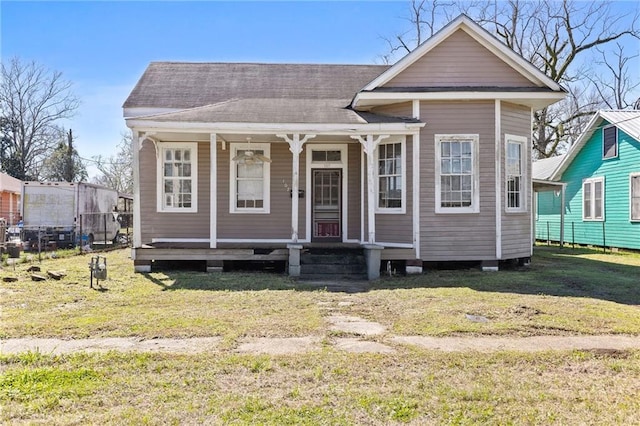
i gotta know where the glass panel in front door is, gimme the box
[313,169,341,240]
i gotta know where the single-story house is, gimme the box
[534,110,640,249]
[0,172,22,225]
[124,14,565,278]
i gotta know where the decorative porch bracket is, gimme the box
[351,134,389,244]
[276,133,316,243]
[138,132,159,158]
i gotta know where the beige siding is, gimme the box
[139,141,210,243]
[419,101,497,261]
[347,143,361,240]
[376,136,413,244]
[501,102,533,258]
[384,29,534,88]
[217,142,293,239]
[371,102,415,120]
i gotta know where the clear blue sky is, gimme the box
[1,1,412,176]
[1,1,639,178]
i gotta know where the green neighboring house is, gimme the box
[533,110,640,249]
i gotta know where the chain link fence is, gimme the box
[9,212,133,253]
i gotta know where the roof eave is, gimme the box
[125,119,426,135]
[352,90,566,110]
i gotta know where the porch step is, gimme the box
[299,248,367,281]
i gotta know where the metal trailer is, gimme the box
[21,182,129,250]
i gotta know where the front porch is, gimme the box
[132,241,416,280]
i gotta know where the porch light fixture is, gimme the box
[232,137,272,164]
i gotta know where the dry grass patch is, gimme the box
[1,349,639,424]
[1,246,639,342]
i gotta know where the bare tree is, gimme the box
[92,132,133,194]
[379,0,456,64]
[588,43,640,110]
[383,0,640,157]
[0,57,80,180]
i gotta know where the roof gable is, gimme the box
[383,28,533,88]
[551,110,640,180]
[361,14,563,92]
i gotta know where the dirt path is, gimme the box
[2,314,639,355]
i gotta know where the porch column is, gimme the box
[277,133,316,243]
[132,130,142,249]
[560,183,566,248]
[352,134,388,244]
[210,133,217,249]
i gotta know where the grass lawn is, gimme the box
[1,245,639,424]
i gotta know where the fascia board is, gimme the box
[126,120,425,135]
[353,91,566,110]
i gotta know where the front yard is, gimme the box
[1,246,639,424]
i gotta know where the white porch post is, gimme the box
[210,133,217,248]
[352,134,388,244]
[277,133,315,242]
[132,130,142,249]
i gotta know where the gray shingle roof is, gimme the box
[123,62,389,109]
[133,98,419,125]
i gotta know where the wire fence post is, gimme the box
[602,221,606,253]
[104,213,108,248]
[546,221,550,246]
[572,221,575,248]
[79,215,83,252]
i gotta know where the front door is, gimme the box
[312,169,341,242]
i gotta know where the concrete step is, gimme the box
[299,248,368,281]
[300,263,367,275]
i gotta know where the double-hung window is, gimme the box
[603,126,618,159]
[630,173,640,221]
[505,135,527,212]
[435,134,479,213]
[583,177,604,221]
[158,142,198,212]
[376,139,405,213]
[230,143,270,213]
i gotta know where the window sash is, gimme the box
[583,178,604,220]
[506,141,523,210]
[438,139,474,210]
[377,142,403,209]
[158,144,197,212]
[230,144,270,213]
[632,175,640,221]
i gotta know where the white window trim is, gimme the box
[229,142,271,214]
[156,142,198,213]
[630,172,640,222]
[602,125,618,160]
[505,134,527,213]
[582,176,605,221]
[435,134,480,214]
[375,137,406,214]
